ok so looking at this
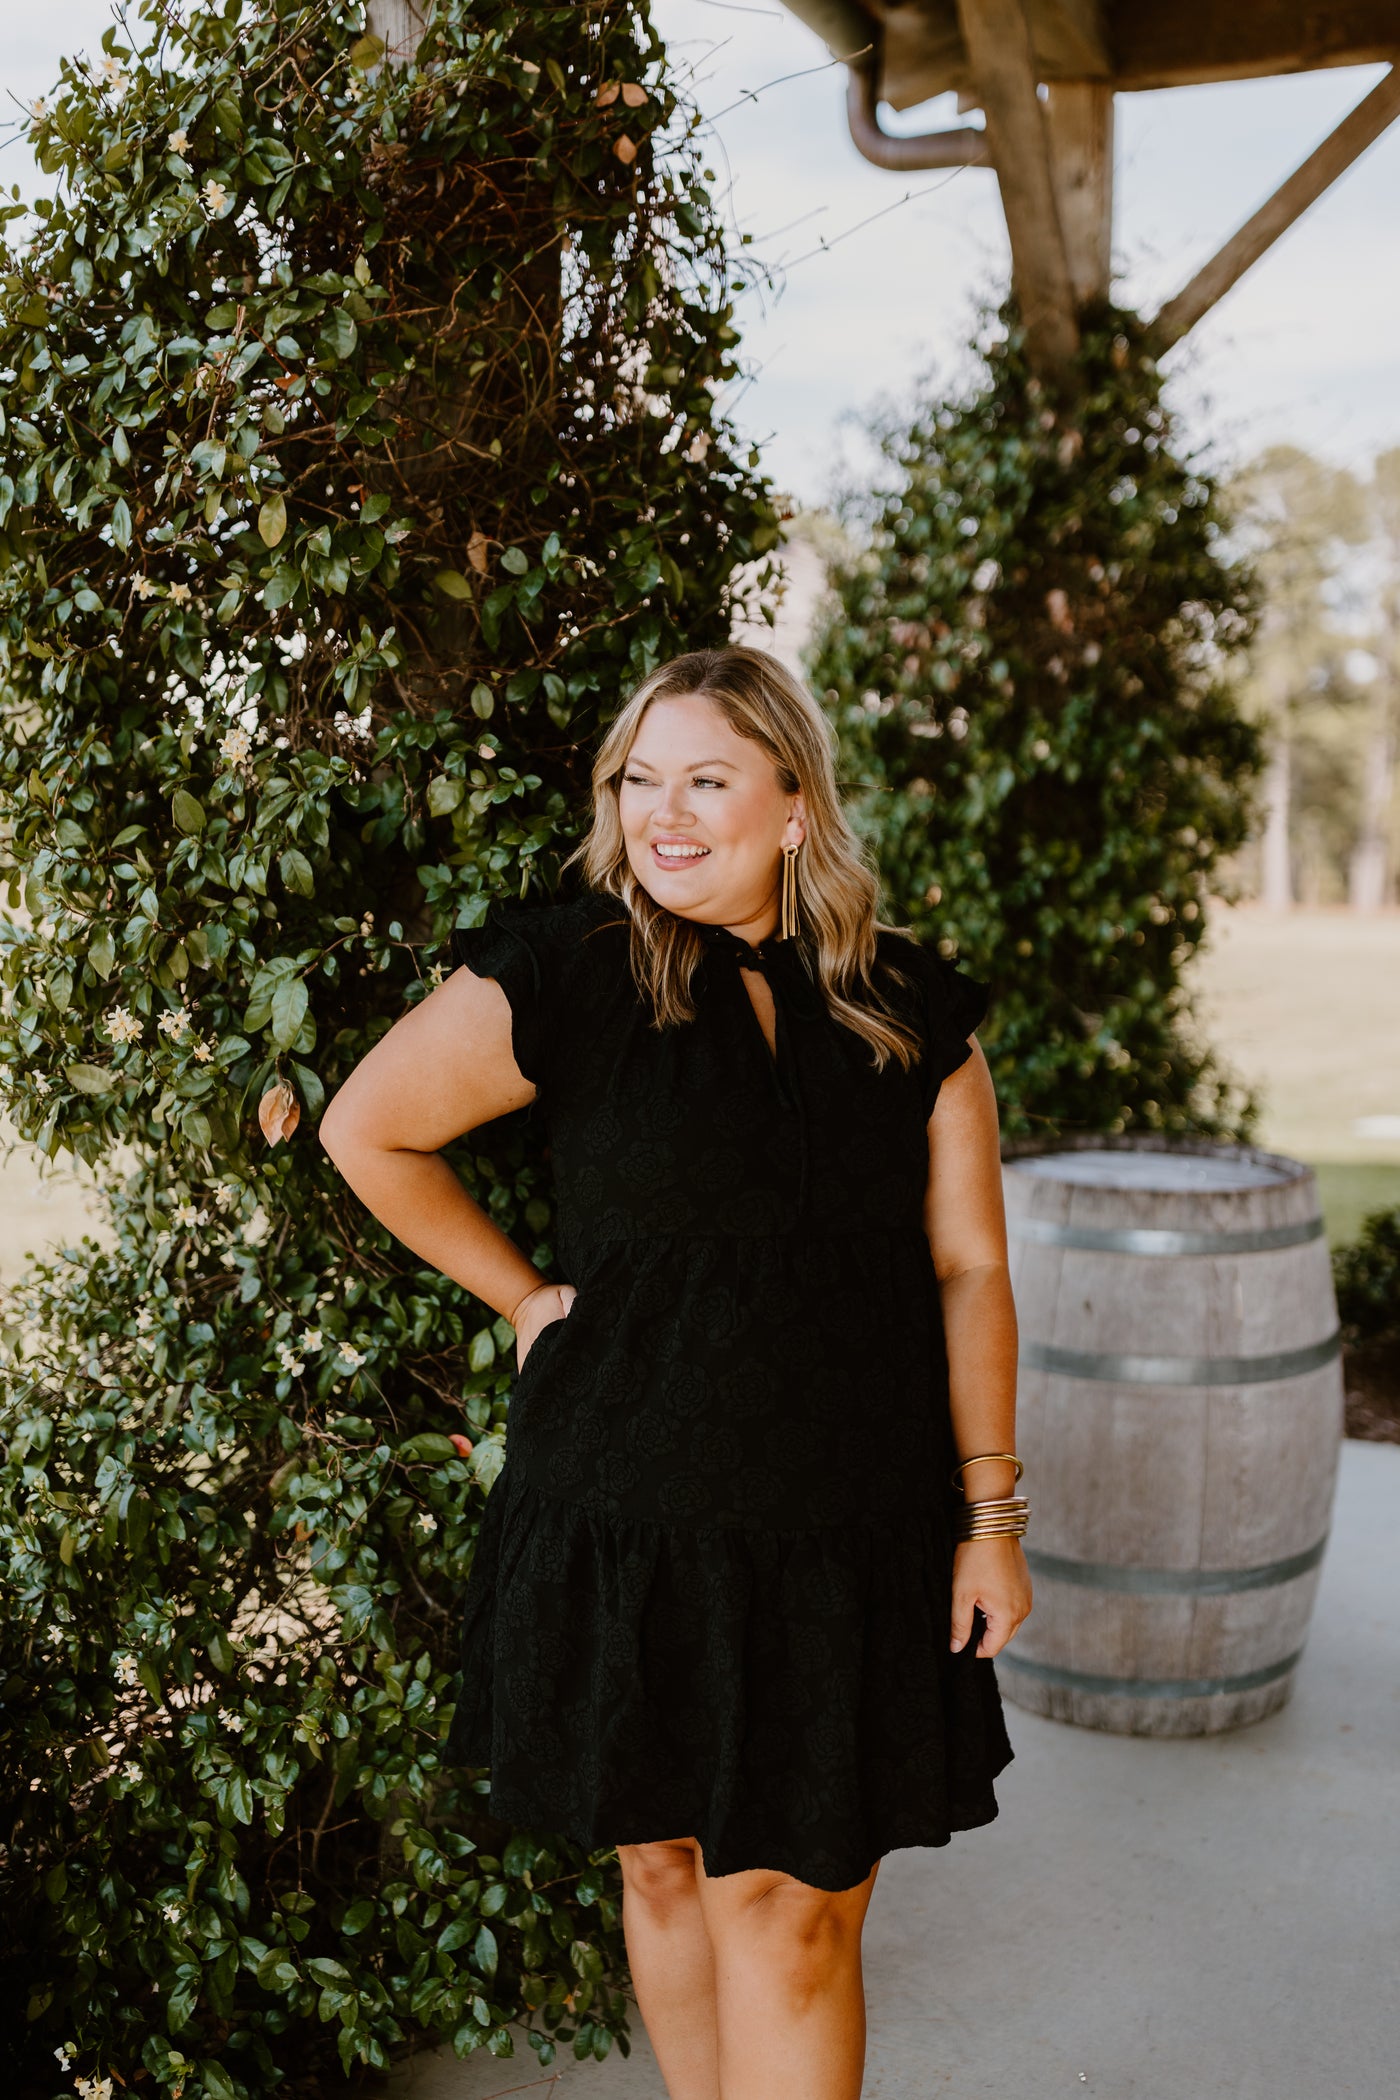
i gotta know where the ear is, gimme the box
[781,793,807,850]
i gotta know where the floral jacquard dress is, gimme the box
[445,885,1014,1893]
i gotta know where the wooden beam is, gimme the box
[1045,81,1114,306]
[954,0,1080,381]
[1156,64,1400,348]
[1036,1,1110,79]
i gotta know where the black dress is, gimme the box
[445,887,1014,1892]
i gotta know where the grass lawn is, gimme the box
[1189,906,1400,1246]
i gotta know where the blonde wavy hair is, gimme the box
[561,646,926,1072]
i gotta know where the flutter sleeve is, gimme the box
[888,937,990,1119]
[449,902,554,1096]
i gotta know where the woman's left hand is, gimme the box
[950,1537,1033,1658]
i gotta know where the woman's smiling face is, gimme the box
[617,691,805,933]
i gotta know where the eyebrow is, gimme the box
[623,756,739,770]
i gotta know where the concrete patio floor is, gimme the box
[390,1439,1400,2100]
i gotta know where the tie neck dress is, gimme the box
[446,885,1014,1892]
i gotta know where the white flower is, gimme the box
[684,430,710,463]
[104,1005,142,1045]
[133,575,158,600]
[298,1327,324,1354]
[358,911,374,936]
[416,1511,438,1534]
[31,98,50,121]
[173,1201,208,1227]
[332,704,373,743]
[212,1182,239,1212]
[191,1038,215,1063]
[167,581,192,607]
[242,1204,272,1247]
[345,77,365,102]
[134,1306,155,1332]
[222,1711,246,1734]
[158,1007,192,1041]
[202,178,230,216]
[160,1899,182,1923]
[123,1760,143,1785]
[167,128,190,155]
[219,725,252,765]
[337,1342,367,1372]
[33,1072,52,1095]
[54,2045,73,2070]
[274,1342,305,1377]
[114,1654,140,1686]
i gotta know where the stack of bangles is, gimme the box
[949,1452,1030,1541]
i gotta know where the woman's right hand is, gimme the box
[512,1280,577,1369]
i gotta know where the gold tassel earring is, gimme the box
[780,842,801,942]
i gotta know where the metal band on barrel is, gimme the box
[1020,1333,1341,1386]
[995,1648,1304,1699]
[1023,1534,1328,1596]
[1009,1215,1325,1256]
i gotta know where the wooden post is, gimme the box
[954,0,1080,383]
[1156,64,1400,348]
[367,0,429,66]
[1045,81,1114,307]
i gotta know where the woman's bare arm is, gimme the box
[922,1041,1032,1658]
[319,966,568,1349]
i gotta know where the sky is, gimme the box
[3,1,1398,506]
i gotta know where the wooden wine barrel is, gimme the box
[1000,1138,1345,1736]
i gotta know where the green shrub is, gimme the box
[0,1,777,2090]
[1335,1207,1400,1344]
[812,306,1263,1141]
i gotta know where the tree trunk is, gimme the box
[1348,701,1395,911]
[1261,737,1294,910]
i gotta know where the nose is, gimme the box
[651,780,693,827]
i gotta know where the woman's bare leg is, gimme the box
[694,1852,880,2100]
[616,1837,720,2100]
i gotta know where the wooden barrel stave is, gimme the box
[1000,1139,1344,1736]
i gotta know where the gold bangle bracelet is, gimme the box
[950,1452,1024,1492]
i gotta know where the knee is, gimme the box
[617,1837,701,1922]
[732,1880,863,2002]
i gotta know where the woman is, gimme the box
[321,646,1032,2100]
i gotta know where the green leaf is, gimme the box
[500,546,529,576]
[279,848,315,897]
[269,977,309,1050]
[65,1063,119,1095]
[110,495,132,551]
[473,1923,499,1983]
[360,492,391,524]
[349,34,386,70]
[203,2063,238,2100]
[320,309,358,361]
[398,1433,458,1464]
[433,569,473,601]
[426,774,463,816]
[207,1630,235,1673]
[468,1328,496,1373]
[258,492,287,548]
[172,787,205,835]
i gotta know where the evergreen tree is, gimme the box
[0,2,777,2086]
[810,309,1262,1142]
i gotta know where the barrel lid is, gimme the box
[1009,1148,1299,1193]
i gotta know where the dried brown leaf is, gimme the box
[620,82,648,107]
[613,134,637,166]
[466,530,490,574]
[595,81,620,108]
[259,1079,300,1145]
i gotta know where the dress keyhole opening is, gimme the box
[737,964,779,1069]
